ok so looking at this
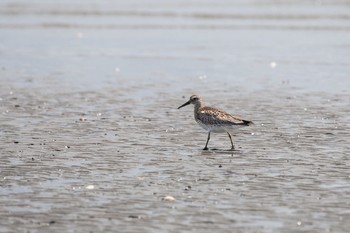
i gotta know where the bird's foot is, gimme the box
[203,147,209,151]
[229,146,235,151]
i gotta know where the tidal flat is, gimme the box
[1,0,350,232]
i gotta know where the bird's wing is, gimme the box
[198,107,251,125]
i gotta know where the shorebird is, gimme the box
[178,95,253,150]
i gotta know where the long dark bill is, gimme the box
[177,100,191,109]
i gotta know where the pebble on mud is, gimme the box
[79,117,87,122]
[163,196,176,202]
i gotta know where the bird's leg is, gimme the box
[203,132,210,150]
[227,132,235,150]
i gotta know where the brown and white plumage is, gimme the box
[178,94,253,150]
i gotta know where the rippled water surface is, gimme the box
[1,0,350,232]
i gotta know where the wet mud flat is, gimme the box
[1,0,350,232]
[0,82,349,233]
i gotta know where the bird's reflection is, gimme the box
[200,148,242,157]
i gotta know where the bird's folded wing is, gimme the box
[198,107,247,125]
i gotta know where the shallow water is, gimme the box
[1,0,350,232]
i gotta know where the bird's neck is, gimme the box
[194,101,204,114]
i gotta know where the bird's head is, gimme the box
[178,95,201,109]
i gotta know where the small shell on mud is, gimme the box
[85,185,95,190]
[162,196,176,202]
